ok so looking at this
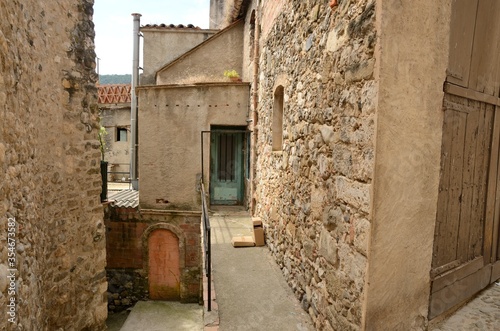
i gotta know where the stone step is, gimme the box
[119,301,203,331]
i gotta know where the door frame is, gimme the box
[200,127,251,207]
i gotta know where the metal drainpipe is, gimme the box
[251,10,260,215]
[130,13,141,190]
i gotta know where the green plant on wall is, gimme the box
[223,69,240,78]
[98,126,107,161]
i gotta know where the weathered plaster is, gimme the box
[363,1,451,329]
[100,103,131,179]
[137,83,249,210]
[156,20,245,85]
[141,27,218,85]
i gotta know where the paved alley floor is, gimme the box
[210,208,314,331]
[119,301,203,331]
[106,310,129,331]
[430,281,500,331]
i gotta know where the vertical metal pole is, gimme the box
[201,131,204,185]
[207,218,211,312]
[130,13,141,190]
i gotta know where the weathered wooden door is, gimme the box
[148,229,180,300]
[430,0,500,319]
[210,129,244,205]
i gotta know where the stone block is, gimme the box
[334,176,370,214]
[354,218,370,256]
[345,58,375,83]
[319,229,338,265]
[327,29,347,53]
[320,125,335,145]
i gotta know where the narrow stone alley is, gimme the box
[209,207,314,331]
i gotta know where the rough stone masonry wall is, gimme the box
[255,1,376,330]
[0,1,107,330]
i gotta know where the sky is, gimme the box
[93,0,210,75]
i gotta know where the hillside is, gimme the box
[99,74,131,85]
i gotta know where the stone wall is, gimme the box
[0,1,107,330]
[254,1,376,330]
[104,206,201,312]
[107,269,148,313]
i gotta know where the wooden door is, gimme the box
[430,0,500,318]
[430,94,500,318]
[210,130,244,205]
[148,229,180,300]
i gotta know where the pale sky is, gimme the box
[93,0,210,75]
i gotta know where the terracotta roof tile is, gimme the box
[98,84,131,104]
[141,23,200,29]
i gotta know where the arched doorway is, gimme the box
[148,229,180,300]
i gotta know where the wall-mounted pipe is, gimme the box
[130,13,141,190]
[251,8,260,215]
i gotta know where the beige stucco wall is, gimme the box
[100,103,131,180]
[156,20,244,85]
[209,0,247,30]
[138,83,249,210]
[209,0,226,29]
[141,28,218,85]
[363,1,451,329]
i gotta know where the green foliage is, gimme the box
[223,70,239,78]
[99,74,131,85]
[98,126,108,161]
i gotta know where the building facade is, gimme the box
[164,0,498,329]
[232,0,500,330]
[98,84,132,182]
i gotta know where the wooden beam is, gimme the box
[444,82,500,107]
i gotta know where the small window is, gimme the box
[116,127,128,142]
[272,85,284,151]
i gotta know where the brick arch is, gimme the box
[142,223,186,271]
[142,223,186,300]
[148,229,179,299]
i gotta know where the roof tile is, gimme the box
[141,23,199,29]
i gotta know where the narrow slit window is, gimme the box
[272,85,284,151]
[116,127,128,142]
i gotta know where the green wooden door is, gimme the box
[210,131,244,205]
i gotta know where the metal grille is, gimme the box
[218,133,236,181]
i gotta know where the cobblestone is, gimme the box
[431,282,500,331]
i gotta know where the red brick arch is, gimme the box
[142,223,186,300]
